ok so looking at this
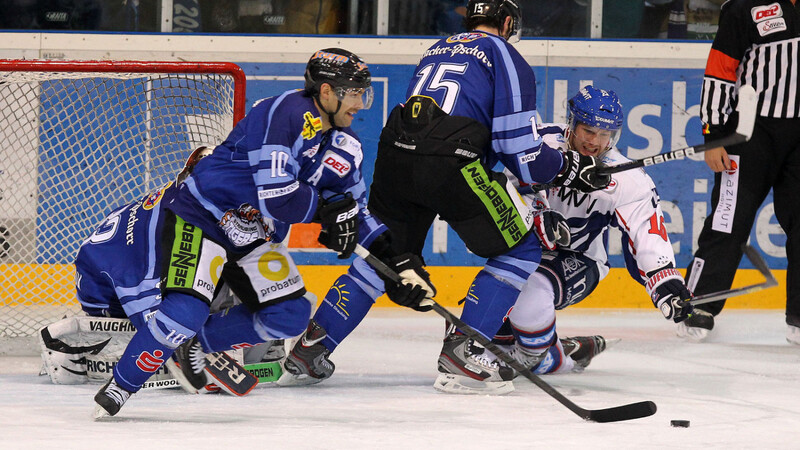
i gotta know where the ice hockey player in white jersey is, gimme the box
[486,86,695,386]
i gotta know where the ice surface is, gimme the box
[1,309,798,449]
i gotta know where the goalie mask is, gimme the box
[466,0,522,43]
[304,48,373,127]
[566,86,624,158]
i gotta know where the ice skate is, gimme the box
[787,316,800,345]
[277,321,335,386]
[560,335,616,372]
[165,337,209,394]
[677,309,714,342]
[93,378,133,419]
[434,330,515,395]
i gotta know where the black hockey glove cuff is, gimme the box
[552,150,611,192]
[378,254,436,312]
[314,193,359,259]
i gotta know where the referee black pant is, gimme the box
[686,116,800,324]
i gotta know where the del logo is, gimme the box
[725,160,738,175]
[135,349,164,373]
[142,182,172,210]
[301,111,322,140]
[322,151,351,177]
[446,32,485,43]
[752,3,781,22]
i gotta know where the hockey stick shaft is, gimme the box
[598,85,758,175]
[354,244,657,423]
[689,244,779,306]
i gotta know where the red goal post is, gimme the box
[0,60,246,339]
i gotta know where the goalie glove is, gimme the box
[314,193,359,259]
[378,254,436,312]
[552,150,611,192]
[532,208,570,250]
[646,267,694,323]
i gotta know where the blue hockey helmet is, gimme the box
[567,85,624,152]
[466,0,522,43]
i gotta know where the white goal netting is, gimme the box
[0,60,245,341]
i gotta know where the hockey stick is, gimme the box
[598,85,757,175]
[354,244,657,423]
[689,244,778,306]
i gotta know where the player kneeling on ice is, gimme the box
[89,47,409,418]
[449,86,694,392]
[39,147,288,404]
[39,146,216,391]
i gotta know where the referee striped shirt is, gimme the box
[700,0,800,140]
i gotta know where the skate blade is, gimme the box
[676,323,709,342]
[92,404,110,420]
[433,373,514,395]
[275,371,324,387]
[164,359,200,394]
[605,337,622,349]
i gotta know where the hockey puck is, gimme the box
[670,420,690,428]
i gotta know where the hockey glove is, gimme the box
[532,208,571,250]
[378,254,436,312]
[552,150,611,192]
[646,267,694,323]
[314,193,359,259]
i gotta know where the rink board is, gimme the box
[0,263,785,310]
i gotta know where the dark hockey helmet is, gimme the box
[466,0,522,42]
[304,48,373,109]
[567,85,624,152]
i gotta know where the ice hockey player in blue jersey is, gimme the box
[75,146,212,331]
[278,1,611,394]
[482,86,694,387]
[92,48,421,417]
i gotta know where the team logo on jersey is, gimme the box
[218,204,271,247]
[302,111,322,140]
[330,280,351,317]
[142,182,172,210]
[751,3,782,22]
[322,150,351,177]
[446,32,486,43]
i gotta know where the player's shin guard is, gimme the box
[314,272,379,351]
[459,270,522,338]
[197,296,312,352]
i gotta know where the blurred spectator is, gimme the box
[433,0,467,35]
[520,0,588,38]
[602,0,644,38]
[686,0,723,40]
[640,0,722,40]
[201,0,344,34]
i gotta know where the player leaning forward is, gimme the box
[485,86,695,388]
[92,48,393,418]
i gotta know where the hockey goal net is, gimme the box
[0,60,246,340]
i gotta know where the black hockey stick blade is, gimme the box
[354,244,657,423]
[598,85,757,175]
[690,244,779,306]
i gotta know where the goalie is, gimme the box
[39,146,216,388]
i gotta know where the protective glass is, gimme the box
[334,86,374,110]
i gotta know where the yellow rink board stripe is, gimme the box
[1,264,784,309]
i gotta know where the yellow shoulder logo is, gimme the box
[302,111,322,140]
